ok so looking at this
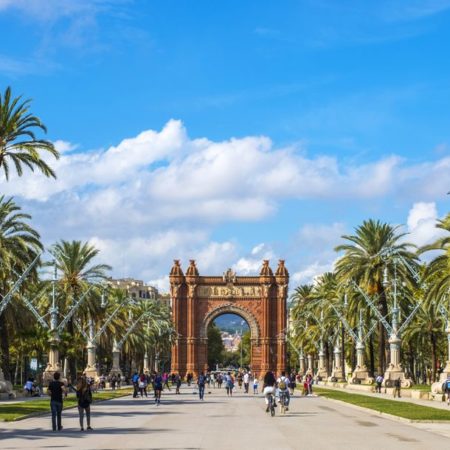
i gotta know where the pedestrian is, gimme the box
[237,372,243,389]
[393,378,401,398]
[375,374,383,393]
[76,376,93,431]
[443,376,450,405]
[289,372,296,395]
[24,377,34,396]
[175,374,182,394]
[225,372,234,397]
[198,371,206,400]
[253,375,259,394]
[153,371,163,405]
[47,372,65,432]
[217,373,223,389]
[111,374,117,390]
[132,372,139,398]
[243,371,250,393]
[138,373,148,397]
[187,372,193,386]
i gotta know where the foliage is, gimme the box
[207,323,225,368]
[0,86,59,180]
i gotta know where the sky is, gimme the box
[1,0,450,292]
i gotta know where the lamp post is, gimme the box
[44,260,62,385]
[240,320,245,369]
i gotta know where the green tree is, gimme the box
[334,219,417,374]
[49,240,111,381]
[207,323,225,369]
[0,86,59,180]
[0,196,42,380]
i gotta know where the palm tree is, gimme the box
[0,86,59,180]
[49,240,111,381]
[421,213,450,300]
[334,219,417,375]
[0,196,42,380]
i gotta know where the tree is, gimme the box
[334,219,417,374]
[207,323,225,369]
[0,196,42,380]
[421,213,450,300]
[0,86,59,180]
[49,240,111,381]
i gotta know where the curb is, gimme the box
[321,396,450,424]
[1,392,132,422]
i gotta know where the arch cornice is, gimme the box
[200,303,260,340]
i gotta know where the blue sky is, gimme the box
[1,0,450,290]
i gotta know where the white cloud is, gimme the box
[4,120,450,292]
[291,261,335,285]
[53,140,78,154]
[406,202,445,247]
[234,243,275,275]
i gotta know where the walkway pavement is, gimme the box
[1,385,449,449]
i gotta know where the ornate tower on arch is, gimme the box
[169,259,289,377]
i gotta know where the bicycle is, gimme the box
[267,391,276,417]
[279,390,288,415]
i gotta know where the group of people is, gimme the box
[47,371,93,432]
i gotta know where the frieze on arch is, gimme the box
[169,259,289,377]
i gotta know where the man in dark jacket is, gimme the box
[48,372,66,431]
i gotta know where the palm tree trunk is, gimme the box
[431,332,437,382]
[341,325,346,377]
[0,315,11,381]
[67,318,77,383]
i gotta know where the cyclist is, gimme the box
[277,371,290,411]
[263,370,277,412]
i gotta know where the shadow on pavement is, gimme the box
[0,426,171,441]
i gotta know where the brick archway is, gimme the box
[169,259,289,377]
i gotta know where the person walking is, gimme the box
[197,371,206,400]
[243,372,250,393]
[225,372,234,397]
[253,375,259,394]
[48,372,65,432]
[393,378,401,398]
[153,371,163,405]
[443,376,450,405]
[289,372,296,395]
[138,373,148,397]
[132,372,139,398]
[76,376,93,431]
[375,375,383,393]
[175,374,182,394]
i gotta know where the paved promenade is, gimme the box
[1,385,449,449]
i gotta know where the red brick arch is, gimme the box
[169,260,289,377]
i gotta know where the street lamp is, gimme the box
[240,320,245,369]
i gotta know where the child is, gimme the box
[253,376,259,394]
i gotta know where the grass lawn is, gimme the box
[315,387,450,421]
[0,388,132,422]
[411,384,432,391]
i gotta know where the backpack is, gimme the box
[446,380,450,390]
[278,379,287,390]
[198,375,205,386]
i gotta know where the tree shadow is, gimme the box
[0,426,171,441]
